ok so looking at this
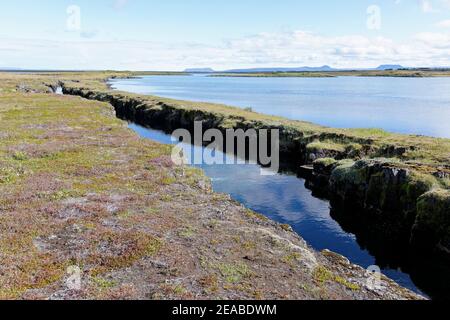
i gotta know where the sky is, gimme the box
[1,0,450,70]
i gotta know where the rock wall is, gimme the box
[309,158,449,260]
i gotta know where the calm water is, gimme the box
[110,75,450,138]
[128,123,423,296]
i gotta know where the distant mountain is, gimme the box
[224,65,336,73]
[211,64,411,73]
[184,68,215,73]
[375,64,404,70]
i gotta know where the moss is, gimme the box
[245,209,269,222]
[306,141,346,153]
[242,241,256,250]
[283,252,302,267]
[0,167,20,184]
[314,157,338,167]
[313,266,333,283]
[12,151,29,161]
[178,226,197,239]
[92,276,118,289]
[331,160,369,186]
[44,190,81,201]
[416,189,450,236]
[402,172,438,203]
[160,175,177,185]
[441,178,450,189]
[351,128,390,137]
[172,285,187,295]
[313,266,360,291]
[334,276,361,291]
[216,262,253,284]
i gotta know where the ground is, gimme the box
[0,73,422,300]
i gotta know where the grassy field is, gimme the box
[0,72,424,300]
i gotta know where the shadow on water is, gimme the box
[127,122,441,298]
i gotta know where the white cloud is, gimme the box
[114,0,129,10]
[1,30,450,70]
[421,0,435,12]
[437,19,450,28]
[439,0,450,8]
[415,32,450,48]
[419,0,450,12]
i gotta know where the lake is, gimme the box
[110,75,450,139]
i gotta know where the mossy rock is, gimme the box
[331,159,436,217]
[330,159,367,187]
[412,189,450,253]
[312,158,338,178]
[401,172,438,209]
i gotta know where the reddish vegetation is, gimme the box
[0,73,423,300]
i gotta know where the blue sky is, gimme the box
[1,0,450,70]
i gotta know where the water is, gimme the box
[54,86,63,95]
[129,123,423,296]
[110,75,450,138]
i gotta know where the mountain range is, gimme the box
[184,64,405,73]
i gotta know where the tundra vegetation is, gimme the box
[0,72,443,300]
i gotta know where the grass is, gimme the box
[40,71,450,174]
[0,71,438,300]
[306,141,346,153]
